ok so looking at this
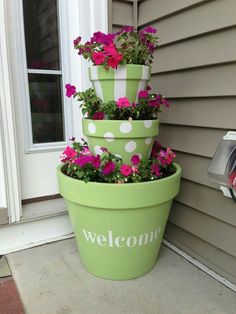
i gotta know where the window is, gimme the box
[23,0,65,145]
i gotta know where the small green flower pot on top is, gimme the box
[89,64,151,103]
[57,163,181,280]
[82,118,159,164]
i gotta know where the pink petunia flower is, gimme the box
[162,98,170,108]
[143,26,157,34]
[138,90,149,98]
[91,155,101,168]
[100,147,108,152]
[104,43,117,56]
[107,53,123,68]
[151,163,161,176]
[92,111,105,120]
[102,161,116,175]
[74,155,92,167]
[65,84,76,97]
[120,164,132,176]
[73,36,81,46]
[81,146,92,156]
[61,146,77,162]
[131,154,141,165]
[150,140,162,158]
[148,99,159,107]
[157,148,176,166]
[132,166,139,173]
[116,26,134,35]
[92,52,106,65]
[116,97,131,108]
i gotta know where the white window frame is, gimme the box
[15,0,108,154]
[15,0,75,153]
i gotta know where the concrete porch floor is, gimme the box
[6,238,236,314]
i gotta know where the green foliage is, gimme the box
[73,88,168,120]
[61,140,176,184]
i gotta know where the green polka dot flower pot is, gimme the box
[89,65,151,103]
[57,163,181,280]
[82,119,159,164]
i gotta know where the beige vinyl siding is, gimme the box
[138,0,236,283]
[110,0,236,284]
[109,0,135,32]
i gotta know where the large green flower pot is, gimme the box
[89,65,151,103]
[82,119,159,164]
[57,163,181,280]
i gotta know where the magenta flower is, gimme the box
[157,148,176,166]
[143,26,157,34]
[148,99,158,107]
[100,147,108,153]
[92,52,105,65]
[162,98,170,108]
[131,154,141,165]
[61,146,77,162]
[116,26,134,35]
[91,32,115,45]
[81,146,92,156]
[151,163,161,177]
[103,33,116,45]
[74,155,92,167]
[120,164,132,177]
[107,53,123,68]
[91,31,105,44]
[78,48,84,55]
[132,166,139,173]
[73,36,81,46]
[102,161,116,175]
[147,43,155,53]
[65,84,76,97]
[150,140,162,158]
[91,155,101,168]
[138,90,149,98]
[104,43,117,56]
[146,85,151,91]
[92,111,105,120]
[116,97,131,108]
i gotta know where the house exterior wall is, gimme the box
[111,0,236,284]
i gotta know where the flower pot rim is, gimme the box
[57,163,181,187]
[89,64,151,69]
[57,163,181,209]
[83,118,159,123]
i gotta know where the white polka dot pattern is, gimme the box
[120,122,132,133]
[104,132,114,142]
[145,137,152,145]
[88,123,96,134]
[125,141,137,153]
[144,120,152,128]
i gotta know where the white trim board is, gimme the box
[0,213,73,255]
[0,0,22,222]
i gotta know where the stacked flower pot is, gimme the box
[57,27,181,280]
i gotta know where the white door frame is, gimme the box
[0,0,108,253]
[3,0,109,201]
[0,0,22,223]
